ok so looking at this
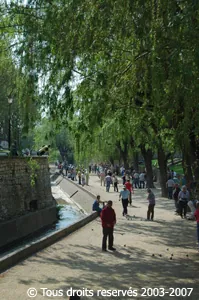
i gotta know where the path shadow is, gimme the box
[21,243,199,300]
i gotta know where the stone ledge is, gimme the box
[0,211,98,274]
[0,206,57,249]
[64,177,97,199]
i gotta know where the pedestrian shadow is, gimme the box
[124,215,166,224]
[125,215,143,221]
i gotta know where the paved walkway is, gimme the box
[1,175,199,300]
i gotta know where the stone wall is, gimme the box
[0,157,54,222]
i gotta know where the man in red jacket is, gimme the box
[100,200,116,251]
[125,179,134,205]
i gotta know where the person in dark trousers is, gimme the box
[147,188,155,221]
[119,185,130,216]
[122,172,126,185]
[100,200,116,251]
[178,185,190,218]
[125,179,133,205]
[92,195,105,216]
[113,174,119,192]
[173,183,181,214]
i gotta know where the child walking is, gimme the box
[147,188,155,221]
[194,202,199,251]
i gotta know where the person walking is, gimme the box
[173,184,181,214]
[187,200,197,220]
[139,172,146,188]
[147,188,155,221]
[81,171,86,186]
[73,168,77,181]
[71,168,75,181]
[134,172,140,188]
[100,170,105,186]
[125,179,134,205]
[105,174,112,192]
[77,170,81,185]
[63,161,68,176]
[122,172,126,185]
[178,185,190,218]
[100,200,116,251]
[166,176,175,199]
[119,185,130,216]
[113,174,119,192]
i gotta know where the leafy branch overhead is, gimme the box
[1,0,199,195]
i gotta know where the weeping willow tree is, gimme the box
[3,0,199,195]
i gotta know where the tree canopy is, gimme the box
[1,0,199,195]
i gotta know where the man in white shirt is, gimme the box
[105,174,112,192]
[119,185,130,216]
[166,177,175,199]
[139,172,145,188]
[134,172,140,188]
[178,185,190,218]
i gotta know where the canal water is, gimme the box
[0,175,95,261]
[56,204,85,230]
[0,204,85,259]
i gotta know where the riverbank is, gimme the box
[1,175,199,300]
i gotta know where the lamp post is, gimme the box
[8,98,13,149]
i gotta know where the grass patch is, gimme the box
[152,159,183,175]
[169,164,183,175]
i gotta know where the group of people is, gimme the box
[92,187,156,251]
[57,163,90,187]
[166,177,199,220]
[99,170,147,194]
[92,175,199,252]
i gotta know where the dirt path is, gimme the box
[1,175,198,300]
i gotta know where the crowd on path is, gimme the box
[57,161,199,223]
[57,162,90,187]
[56,161,199,254]
[97,164,147,191]
[92,188,199,253]
[90,169,199,254]
[166,175,198,221]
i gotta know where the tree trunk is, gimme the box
[141,145,155,188]
[182,148,193,183]
[133,152,139,172]
[157,145,168,197]
[109,156,114,166]
[118,141,129,169]
[189,133,199,198]
[190,134,199,182]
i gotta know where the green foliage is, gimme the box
[56,205,64,220]
[32,117,74,163]
[2,1,199,193]
[27,157,40,187]
[48,149,61,163]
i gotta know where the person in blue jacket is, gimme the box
[92,195,105,215]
